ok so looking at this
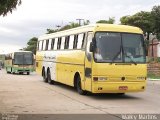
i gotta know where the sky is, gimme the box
[0,0,160,53]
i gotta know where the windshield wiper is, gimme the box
[110,47,122,64]
[125,55,137,65]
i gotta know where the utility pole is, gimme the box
[76,19,84,26]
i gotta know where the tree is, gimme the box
[46,29,58,34]
[24,37,38,54]
[0,0,21,16]
[96,17,115,24]
[120,11,153,40]
[151,5,160,39]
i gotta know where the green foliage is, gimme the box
[46,20,90,34]
[147,72,160,79]
[24,37,38,54]
[120,11,153,34]
[0,0,21,16]
[96,17,115,24]
[151,5,160,35]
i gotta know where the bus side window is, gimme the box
[73,35,78,49]
[57,37,62,50]
[69,35,74,49]
[45,39,49,50]
[51,38,55,50]
[61,37,65,50]
[64,36,70,49]
[48,39,52,50]
[54,38,58,50]
[43,40,46,51]
[77,33,84,49]
[81,33,86,49]
[39,41,43,51]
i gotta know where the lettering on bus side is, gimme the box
[85,68,91,77]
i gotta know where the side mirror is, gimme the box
[89,42,94,52]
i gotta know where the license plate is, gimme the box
[119,86,128,90]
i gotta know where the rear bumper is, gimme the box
[92,81,146,93]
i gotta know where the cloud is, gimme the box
[0,0,160,53]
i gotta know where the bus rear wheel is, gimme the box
[47,70,54,85]
[42,69,48,83]
[27,72,30,75]
[76,76,87,95]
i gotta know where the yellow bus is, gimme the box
[36,24,147,95]
[5,51,35,75]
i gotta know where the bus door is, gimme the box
[84,32,93,92]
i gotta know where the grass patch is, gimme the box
[147,73,160,79]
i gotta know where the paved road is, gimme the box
[0,69,160,115]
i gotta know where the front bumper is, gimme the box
[92,81,146,93]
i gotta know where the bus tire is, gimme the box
[76,75,87,95]
[27,72,30,75]
[42,69,48,83]
[47,69,54,85]
[117,93,125,95]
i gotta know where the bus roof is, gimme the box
[38,24,143,41]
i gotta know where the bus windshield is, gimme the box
[94,32,146,63]
[14,52,33,65]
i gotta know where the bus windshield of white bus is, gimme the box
[94,32,146,63]
[14,52,33,65]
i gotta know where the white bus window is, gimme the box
[61,37,65,50]
[51,39,55,50]
[39,41,43,51]
[65,36,70,49]
[43,40,46,51]
[54,38,58,50]
[86,32,93,52]
[77,33,84,49]
[48,39,52,50]
[69,35,74,49]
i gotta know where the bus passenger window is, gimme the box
[43,40,46,51]
[51,39,55,50]
[57,37,62,50]
[73,35,78,49]
[77,33,84,49]
[81,33,85,49]
[64,36,70,49]
[69,35,74,49]
[39,41,43,51]
[48,39,52,50]
[61,37,65,50]
[54,38,58,50]
[45,40,49,50]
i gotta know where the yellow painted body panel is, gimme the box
[35,51,44,75]
[90,62,147,93]
[56,50,85,87]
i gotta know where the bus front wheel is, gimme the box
[76,76,87,95]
